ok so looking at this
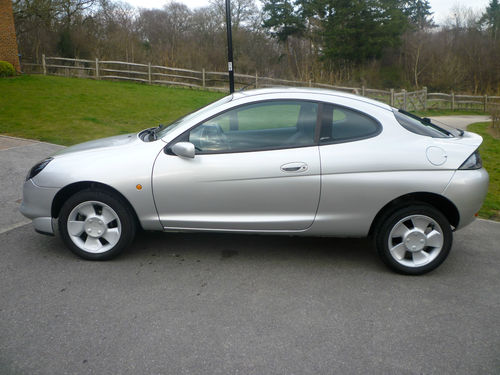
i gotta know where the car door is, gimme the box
[152,99,321,231]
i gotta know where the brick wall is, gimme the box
[0,0,21,72]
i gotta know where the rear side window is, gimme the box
[320,104,381,143]
[393,109,453,138]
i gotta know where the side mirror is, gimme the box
[171,142,195,158]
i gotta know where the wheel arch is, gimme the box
[51,181,141,228]
[369,192,460,237]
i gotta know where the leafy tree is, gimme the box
[318,0,407,64]
[481,0,500,40]
[262,0,305,42]
[403,0,434,30]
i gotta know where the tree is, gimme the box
[403,0,434,30]
[209,0,259,30]
[261,0,306,77]
[401,0,434,87]
[481,0,500,40]
[136,2,192,66]
[318,0,407,64]
[13,0,59,60]
[262,0,304,42]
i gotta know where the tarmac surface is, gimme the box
[0,219,499,374]
[429,115,490,130]
[0,135,63,234]
[1,115,499,374]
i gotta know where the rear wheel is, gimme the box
[375,204,452,275]
[58,189,136,260]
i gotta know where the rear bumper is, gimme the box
[19,179,60,235]
[443,168,489,230]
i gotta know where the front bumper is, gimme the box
[19,179,60,235]
[443,168,489,230]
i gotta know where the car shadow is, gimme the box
[122,230,384,272]
[27,227,386,273]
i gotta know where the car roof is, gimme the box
[232,87,392,111]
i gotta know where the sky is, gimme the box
[123,0,492,25]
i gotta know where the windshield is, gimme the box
[393,109,458,138]
[155,95,233,139]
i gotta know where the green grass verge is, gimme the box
[0,75,224,145]
[467,122,500,221]
[411,109,486,117]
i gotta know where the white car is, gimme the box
[20,88,489,274]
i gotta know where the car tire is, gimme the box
[375,204,452,275]
[58,189,136,260]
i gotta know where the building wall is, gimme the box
[0,0,21,72]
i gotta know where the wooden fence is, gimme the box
[21,55,500,112]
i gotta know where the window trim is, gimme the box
[166,99,323,155]
[318,103,383,145]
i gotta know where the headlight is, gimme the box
[26,157,53,181]
[459,150,482,170]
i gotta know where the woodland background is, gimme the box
[12,0,500,93]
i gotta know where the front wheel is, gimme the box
[58,189,136,260]
[375,204,453,275]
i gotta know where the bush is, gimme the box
[0,61,16,77]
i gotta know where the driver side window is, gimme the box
[189,100,318,153]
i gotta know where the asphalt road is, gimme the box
[1,115,499,374]
[0,136,63,234]
[1,220,499,374]
[429,115,490,130]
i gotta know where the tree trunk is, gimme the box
[414,43,421,89]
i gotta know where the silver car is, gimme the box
[20,88,489,274]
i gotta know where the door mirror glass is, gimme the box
[171,142,195,158]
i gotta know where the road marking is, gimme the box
[0,220,31,235]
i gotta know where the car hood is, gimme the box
[33,132,162,189]
[54,133,138,157]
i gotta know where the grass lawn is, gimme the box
[467,122,500,221]
[412,109,486,117]
[0,75,224,145]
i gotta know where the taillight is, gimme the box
[459,150,482,170]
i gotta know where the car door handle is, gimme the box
[281,162,308,173]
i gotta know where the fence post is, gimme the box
[148,63,152,84]
[390,88,394,107]
[202,68,206,88]
[484,94,488,112]
[423,86,428,111]
[402,89,407,111]
[451,91,455,111]
[362,85,365,96]
[95,58,100,80]
[42,54,46,75]
[255,71,258,88]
